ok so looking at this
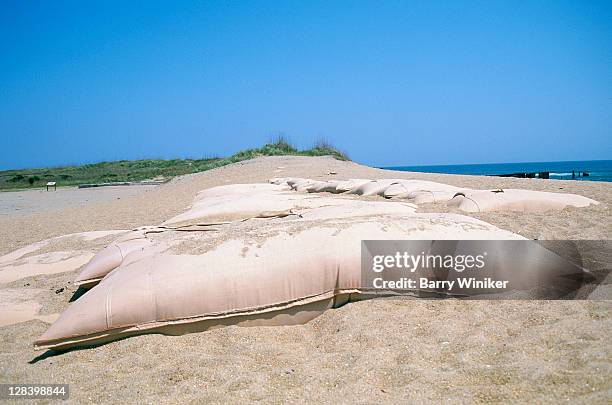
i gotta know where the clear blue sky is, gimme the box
[1,0,610,169]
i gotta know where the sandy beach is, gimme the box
[0,185,158,218]
[0,156,610,403]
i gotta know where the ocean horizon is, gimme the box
[383,160,612,182]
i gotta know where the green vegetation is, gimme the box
[229,137,348,162]
[0,139,348,190]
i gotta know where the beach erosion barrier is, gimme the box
[271,177,599,213]
[33,179,599,350]
[35,181,525,350]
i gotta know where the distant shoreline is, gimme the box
[384,159,612,182]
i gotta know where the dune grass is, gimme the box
[0,139,348,190]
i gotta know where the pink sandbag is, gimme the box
[447,189,599,213]
[73,232,155,288]
[36,215,521,350]
[306,181,342,193]
[334,179,371,193]
[382,180,465,199]
[193,183,288,201]
[74,200,418,288]
[292,179,318,192]
[400,190,464,204]
[163,184,314,225]
[346,179,400,196]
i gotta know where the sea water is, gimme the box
[384,160,612,182]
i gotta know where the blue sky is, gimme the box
[1,0,610,169]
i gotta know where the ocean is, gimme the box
[384,160,612,183]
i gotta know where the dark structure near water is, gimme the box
[493,171,589,180]
[494,171,550,179]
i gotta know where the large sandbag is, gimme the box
[306,180,342,193]
[78,182,600,288]
[290,179,598,214]
[164,193,357,226]
[346,179,400,196]
[76,183,417,287]
[335,179,371,193]
[73,230,158,288]
[400,190,464,204]
[194,183,288,201]
[57,181,600,351]
[36,215,522,350]
[79,183,409,287]
[382,182,412,198]
[76,199,418,288]
[163,185,320,226]
[278,178,318,191]
[291,200,417,221]
[383,180,465,199]
[447,189,599,213]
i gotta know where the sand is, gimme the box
[0,156,610,403]
[0,185,157,217]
